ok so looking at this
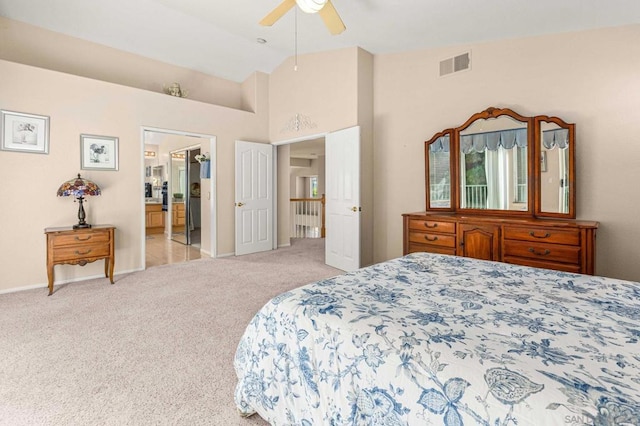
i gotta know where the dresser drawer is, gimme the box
[52,243,111,262]
[408,219,455,234]
[503,226,580,246]
[503,257,582,274]
[51,230,111,247]
[407,243,456,256]
[409,231,456,248]
[503,240,580,265]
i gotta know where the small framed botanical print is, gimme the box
[81,134,119,171]
[0,110,50,154]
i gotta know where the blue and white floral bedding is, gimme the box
[234,253,640,425]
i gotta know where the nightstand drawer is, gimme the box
[51,230,111,247]
[408,219,455,234]
[503,227,580,245]
[52,243,111,262]
[503,240,580,265]
[408,231,456,248]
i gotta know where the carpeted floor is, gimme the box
[0,239,341,426]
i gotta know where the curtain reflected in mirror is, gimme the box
[459,116,528,211]
[428,135,451,208]
[540,122,570,214]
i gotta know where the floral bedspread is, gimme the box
[234,253,640,425]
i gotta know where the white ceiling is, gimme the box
[289,137,325,159]
[1,0,639,83]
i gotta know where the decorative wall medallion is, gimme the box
[281,113,317,133]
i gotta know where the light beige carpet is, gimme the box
[0,239,340,426]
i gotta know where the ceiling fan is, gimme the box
[259,0,346,35]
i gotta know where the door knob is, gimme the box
[236,202,245,207]
[350,206,360,212]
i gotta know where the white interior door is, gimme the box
[325,126,360,271]
[235,141,274,256]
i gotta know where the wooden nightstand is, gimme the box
[44,225,115,295]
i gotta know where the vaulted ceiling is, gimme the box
[1,0,639,83]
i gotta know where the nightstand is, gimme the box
[44,225,115,295]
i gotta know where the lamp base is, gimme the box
[74,196,92,229]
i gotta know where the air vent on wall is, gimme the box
[439,51,471,77]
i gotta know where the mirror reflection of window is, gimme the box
[461,151,488,209]
[513,146,528,204]
[559,148,569,214]
[428,135,451,208]
[459,116,528,211]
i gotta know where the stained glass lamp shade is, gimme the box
[57,174,101,229]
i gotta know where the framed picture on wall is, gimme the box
[81,134,119,171]
[0,110,50,154]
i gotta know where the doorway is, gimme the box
[276,126,361,272]
[142,127,217,269]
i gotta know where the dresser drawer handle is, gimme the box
[424,235,438,242]
[424,222,438,229]
[75,236,92,241]
[75,249,92,256]
[529,231,550,239]
[528,248,550,256]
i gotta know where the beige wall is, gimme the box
[356,48,375,267]
[373,25,640,281]
[268,48,360,143]
[0,60,269,293]
[0,17,246,109]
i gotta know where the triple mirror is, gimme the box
[425,107,575,218]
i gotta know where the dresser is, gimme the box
[406,106,599,275]
[403,213,598,274]
[44,225,115,295]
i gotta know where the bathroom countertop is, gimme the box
[145,199,186,204]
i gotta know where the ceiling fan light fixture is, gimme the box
[296,0,327,14]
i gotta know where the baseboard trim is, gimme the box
[216,252,235,258]
[0,268,143,295]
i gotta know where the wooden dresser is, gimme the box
[408,106,599,275]
[45,225,115,295]
[403,213,598,274]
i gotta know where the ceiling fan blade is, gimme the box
[259,0,296,26]
[318,0,345,35]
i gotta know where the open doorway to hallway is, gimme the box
[142,128,216,268]
[287,137,326,262]
[279,126,363,272]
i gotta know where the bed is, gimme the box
[234,253,640,425]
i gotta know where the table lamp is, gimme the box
[57,173,101,229]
